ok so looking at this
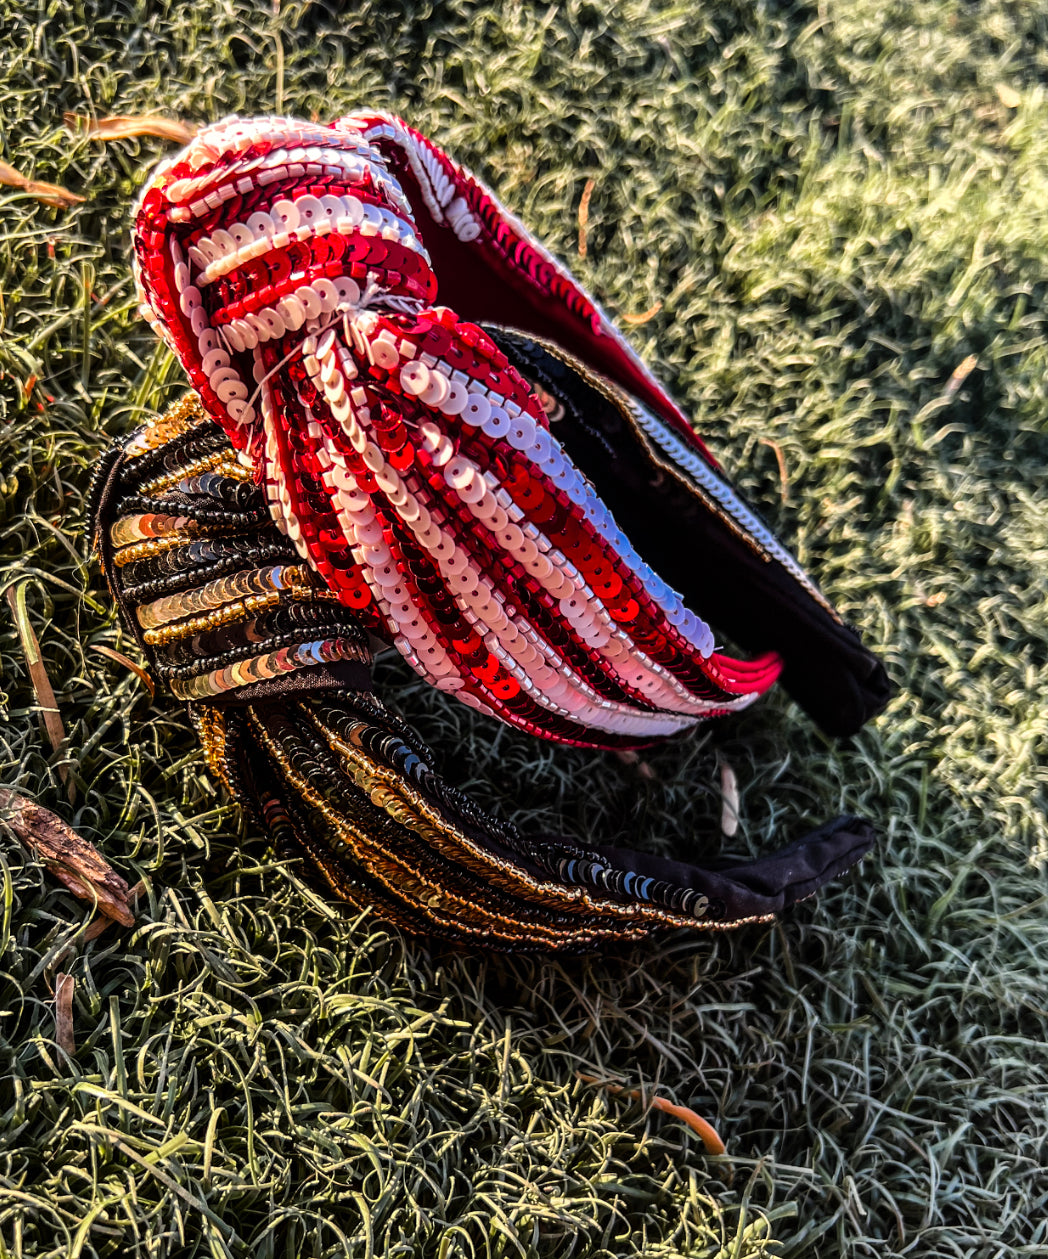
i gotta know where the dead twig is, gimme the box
[720,759,740,837]
[0,790,135,926]
[54,972,76,1055]
[82,881,146,941]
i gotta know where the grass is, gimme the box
[1,0,1047,1254]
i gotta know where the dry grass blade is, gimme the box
[0,158,84,207]
[621,301,662,325]
[0,790,135,926]
[90,644,156,700]
[720,760,740,837]
[577,177,595,257]
[6,582,72,799]
[63,112,198,145]
[942,353,978,401]
[578,1073,727,1155]
[758,437,790,504]
[54,973,75,1055]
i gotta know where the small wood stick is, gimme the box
[720,760,740,837]
[82,881,146,940]
[0,790,134,925]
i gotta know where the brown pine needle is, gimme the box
[578,1073,726,1155]
[54,973,76,1055]
[577,177,595,257]
[64,112,198,145]
[6,582,72,799]
[758,437,790,504]
[0,790,135,926]
[90,644,156,700]
[621,301,663,325]
[0,159,84,208]
[648,1095,727,1155]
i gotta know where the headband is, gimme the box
[91,114,888,948]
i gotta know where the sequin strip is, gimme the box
[137,563,314,629]
[131,113,784,749]
[96,408,372,700]
[624,396,840,618]
[171,637,366,700]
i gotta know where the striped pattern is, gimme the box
[132,113,785,748]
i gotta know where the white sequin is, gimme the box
[461,394,491,426]
[440,380,468,416]
[482,406,510,438]
[420,371,450,407]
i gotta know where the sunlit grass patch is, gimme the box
[1,1,1047,1255]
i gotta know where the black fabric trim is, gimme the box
[588,815,875,921]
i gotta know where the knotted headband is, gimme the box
[91,113,889,948]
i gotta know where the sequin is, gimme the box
[482,406,510,438]
[440,380,468,415]
[400,361,429,394]
[278,294,306,331]
[271,198,300,231]
[420,371,449,407]
[461,394,491,427]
